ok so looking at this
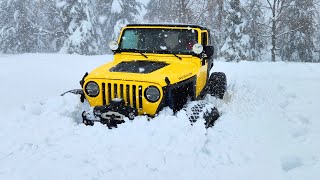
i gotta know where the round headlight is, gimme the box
[85,81,100,97]
[145,86,160,102]
[109,41,119,51]
[192,43,203,54]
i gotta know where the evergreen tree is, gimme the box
[109,0,141,40]
[28,0,64,53]
[96,0,113,51]
[221,0,249,62]
[59,0,104,55]
[205,0,226,59]
[315,6,320,62]
[244,0,265,61]
[279,0,316,62]
[0,0,38,53]
[145,0,173,23]
[145,0,204,24]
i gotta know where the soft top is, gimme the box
[126,24,208,31]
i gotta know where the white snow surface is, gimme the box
[0,54,320,180]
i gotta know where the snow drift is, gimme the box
[0,54,319,180]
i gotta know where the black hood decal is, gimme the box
[109,61,168,74]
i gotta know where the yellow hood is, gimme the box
[85,54,199,87]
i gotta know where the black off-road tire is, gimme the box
[208,72,227,99]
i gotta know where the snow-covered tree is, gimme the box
[280,0,316,62]
[145,0,208,24]
[261,0,292,62]
[202,0,226,59]
[0,0,38,53]
[145,0,181,23]
[59,0,104,55]
[221,0,249,62]
[26,0,67,53]
[244,0,266,61]
[0,0,319,59]
[96,0,113,50]
[109,0,141,40]
[315,5,320,62]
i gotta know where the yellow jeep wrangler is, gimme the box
[69,24,227,128]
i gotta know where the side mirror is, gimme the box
[109,41,119,51]
[204,46,214,57]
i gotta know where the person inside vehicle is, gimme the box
[183,33,197,51]
[163,31,180,51]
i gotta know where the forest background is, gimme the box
[1,0,319,62]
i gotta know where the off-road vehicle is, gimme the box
[66,24,227,128]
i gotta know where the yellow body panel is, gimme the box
[84,79,163,115]
[196,61,208,96]
[83,25,210,116]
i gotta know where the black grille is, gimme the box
[104,83,143,110]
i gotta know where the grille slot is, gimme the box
[103,82,144,110]
[139,86,143,109]
[120,84,124,99]
[102,83,106,105]
[114,84,118,98]
[132,85,137,109]
[126,85,130,105]
[107,83,111,104]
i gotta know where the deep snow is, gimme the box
[0,54,319,180]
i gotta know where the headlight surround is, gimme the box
[145,86,160,102]
[85,81,100,97]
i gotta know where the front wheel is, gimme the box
[207,72,227,99]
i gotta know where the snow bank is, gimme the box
[0,54,319,180]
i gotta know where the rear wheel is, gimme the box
[207,72,227,99]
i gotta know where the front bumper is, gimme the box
[82,99,137,127]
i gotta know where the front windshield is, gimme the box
[119,28,198,54]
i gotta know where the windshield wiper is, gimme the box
[173,53,182,60]
[138,52,148,59]
[126,48,148,58]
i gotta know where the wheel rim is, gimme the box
[129,112,135,119]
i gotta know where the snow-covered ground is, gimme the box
[0,54,319,180]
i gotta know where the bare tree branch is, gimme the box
[275,25,306,38]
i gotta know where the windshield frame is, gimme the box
[116,27,201,55]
